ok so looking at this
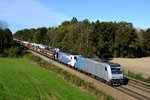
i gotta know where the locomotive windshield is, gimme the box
[111,67,122,74]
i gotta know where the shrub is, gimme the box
[3,46,23,57]
[124,70,150,84]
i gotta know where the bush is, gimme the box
[3,46,26,58]
[0,41,26,58]
[124,70,150,84]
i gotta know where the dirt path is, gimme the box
[111,57,150,77]
[30,51,136,100]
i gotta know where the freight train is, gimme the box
[16,39,129,86]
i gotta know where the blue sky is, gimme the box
[0,0,149,33]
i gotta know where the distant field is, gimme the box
[111,57,150,77]
[0,58,96,100]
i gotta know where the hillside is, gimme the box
[0,58,96,100]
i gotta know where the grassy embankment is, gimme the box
[0,57,96,100]
[123,71,150,84]
[0,54,114,100]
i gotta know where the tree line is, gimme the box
[14,18,150,58]
[0,21,25,57]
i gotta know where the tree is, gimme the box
[71,17,78,23]
[13,18,150,58]
[114,22,139,57]
[0,27,25,57]
[0,20,8,29]
[140,29,150,55]
[0,28,13,49]
[47,27,58,47]
[92,21,116,59]
[35,27,47,44]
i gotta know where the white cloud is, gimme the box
[0,0,70,32]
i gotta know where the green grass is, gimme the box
[123,70,150,84]
[0,58,97,100]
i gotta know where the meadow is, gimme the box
[0,58,97,100]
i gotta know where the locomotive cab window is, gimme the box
[111,67,122,74]
[105,67,107,71]
[74,57,77,60]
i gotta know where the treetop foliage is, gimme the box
[0,21,25,57]
[14,18,150,58]
[0,20,8,29]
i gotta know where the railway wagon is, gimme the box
[77,56,124,85]
[41,49,56,59]
[30,43,56,59]
[21,41,30,48]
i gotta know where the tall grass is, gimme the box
[25,53,115,100]
[123,70,150,84]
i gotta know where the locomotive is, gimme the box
[16,39,128,86]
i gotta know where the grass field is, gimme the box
[0,58,97,100]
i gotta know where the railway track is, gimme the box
[30,50,136,100]
[30,50,150,100]
[128,80,150,93]
[115,80,150,100]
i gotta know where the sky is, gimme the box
[0,0,149,33]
